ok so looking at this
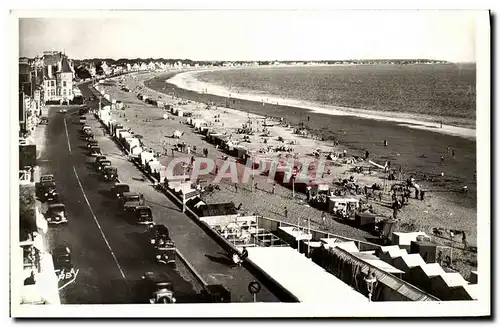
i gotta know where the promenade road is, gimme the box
[38,105,199,304]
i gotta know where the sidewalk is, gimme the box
[85,114,279,302]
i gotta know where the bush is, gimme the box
[19,185,36,241]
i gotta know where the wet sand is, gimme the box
[145,72,477,210]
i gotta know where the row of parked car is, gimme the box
[81,107,178,303]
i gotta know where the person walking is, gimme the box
[440,155,445,165]
[272,183,276,194]
[462,232,468,250]
[284,207,288,218]
[321,212,326,225]
[452,149,455,158]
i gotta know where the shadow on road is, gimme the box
[204,254,235,267]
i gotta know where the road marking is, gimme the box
[72,166,127,280]
[63,118,72,153]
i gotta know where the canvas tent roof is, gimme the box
[196,203,237,217]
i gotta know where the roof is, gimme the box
[61,58,72,73]
[247,246,366,302]
[43,52,63,66]
[419,263,446,277]
[352,252,405,274]
[49,203,65,209]
[123,192,140,197]
[197,203,237,217]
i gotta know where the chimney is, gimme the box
[47,65,52,78]
[57,60,62,72]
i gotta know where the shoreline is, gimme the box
[168,68,476,140]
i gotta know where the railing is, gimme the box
[257,216,381,252]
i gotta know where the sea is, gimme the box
[195,64,476,128]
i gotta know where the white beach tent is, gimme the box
[173,130,184,138]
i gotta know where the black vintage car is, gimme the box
[79,107,89,115]
[149,224,170,246]
[133,206,153,225]
[52,246,72,270]
[89,146,102,156]
[45,203,68,225]
[119,192,143,212]
[87,140,98,148]
[98,159,111,172]
[39,117,49,125]
[155,243,176,265]
[103,166,118,181]
[36,181,58,202]
[111,183,130,199]
[95,155,107,167]
[141,272,176,304]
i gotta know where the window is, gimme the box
[63,81,66,87]
[51,90,55,96]
[62,89,66,96]
[68,89,72,95]
[51,81,55,87]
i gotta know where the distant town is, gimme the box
[20,52,450,82]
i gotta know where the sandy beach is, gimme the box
[95,70,477,278]
[169,69,476,139]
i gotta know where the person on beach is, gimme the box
[384,140,388,147]
[365,150,369,159]
[452,149,455,158]
[440,155,445,165]
[462,232,468,250]
[272,183,276,194]
[234,183,238,193]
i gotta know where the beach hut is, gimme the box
[232,146,247,160]
[177,109,184,117]
[157,101,164,108]
[130,145,143,156]
[140,151,155,167]
[173,130,183,138]
[193,119,206,130]
[186,117,193,125]
[327,196,359,215]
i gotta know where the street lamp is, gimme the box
[364,269,377,302]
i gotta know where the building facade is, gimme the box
[42,52,74,104]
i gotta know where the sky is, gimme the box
[18,10,478,62]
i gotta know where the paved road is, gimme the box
[81,81,280,303]
[38,105,200,304]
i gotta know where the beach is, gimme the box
[95,70,477,277]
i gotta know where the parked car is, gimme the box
[79,116,87,124]
[141,272,176,304]
[149,224,170,245]
[103,166,118,181]
[40,174,55,183]
[59,109,67,113]
[39,117,49,125]
[89,146,102,156]
[95,156,107,169]
[119,192,144,213]
[45,203,68,224]
[98,159,112,172]
[132,206,153,225]
[111,183,130,199]
[52,246,72,270]
[87,140,98,148]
